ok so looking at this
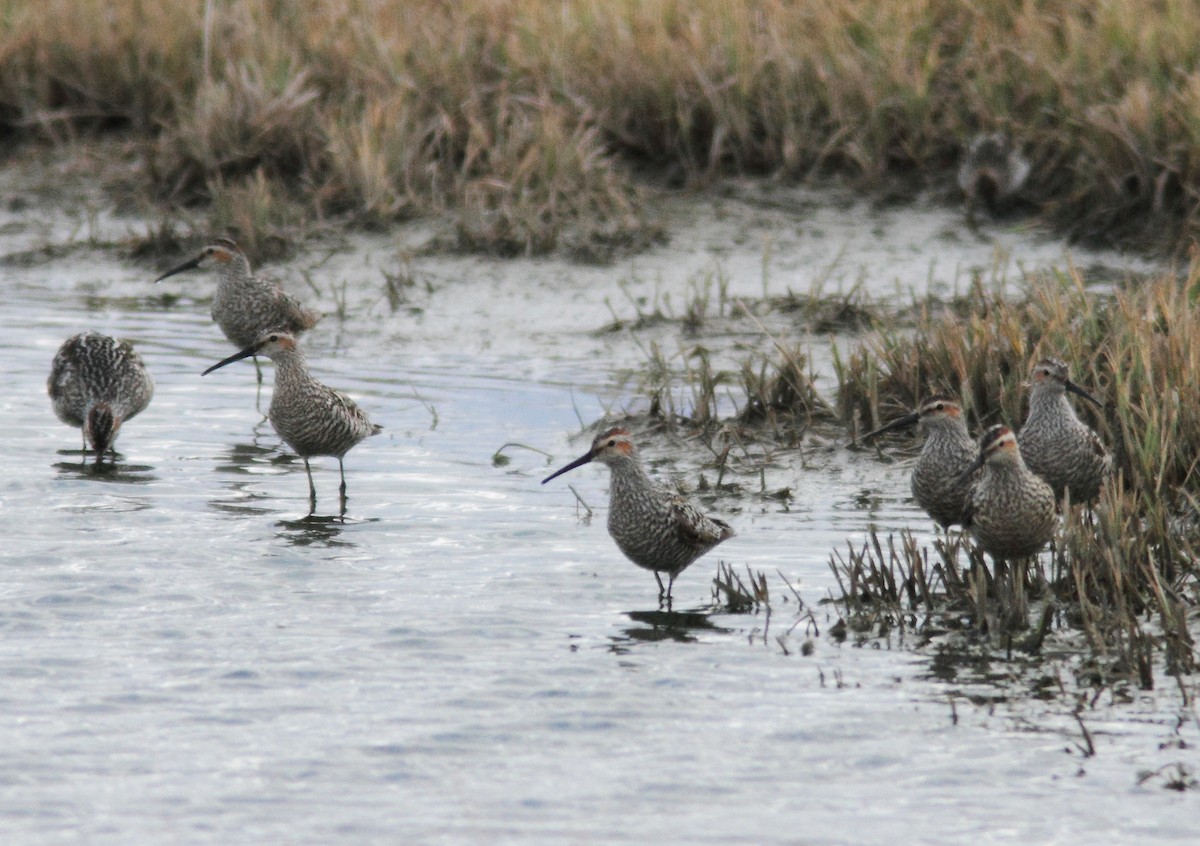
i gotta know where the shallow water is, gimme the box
[1,182,1195,844]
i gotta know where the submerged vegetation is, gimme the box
[7,1,1200,253]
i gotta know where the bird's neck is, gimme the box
[1027,389,1075,423]
[271,353,309,386]
[217,258,253,288]
[606,456,652,496]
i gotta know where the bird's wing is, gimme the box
[669,495,734,547]
[269,278,320,330]
[328,388,380,433]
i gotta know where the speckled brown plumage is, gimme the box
[862,393,979,528]
[1017,358,1110,504]
[156,238,319,350]
[48,331,154,463]
[962,425,1057,560]
[203,331,379,508]
[543,427,734,604]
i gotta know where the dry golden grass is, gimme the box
[6,1,1200,251]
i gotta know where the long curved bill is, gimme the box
[202,344,259,376]
[542,450,596,484]
[155,254,203,283]
[1065,380,1104,409]
[859,410,919,442]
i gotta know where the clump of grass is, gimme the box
[10,2,1200,252]
[770,282,879,334]
[831,509,1196,689]
[826,263,1200,687]
[711,561,769,615]
[736,344,837,437]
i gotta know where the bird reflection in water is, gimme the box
[275,513,379,547]
[609,609,730,651]
[53,454,156,484]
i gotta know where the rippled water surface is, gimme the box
[1,182,1194,844]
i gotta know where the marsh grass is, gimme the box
[825,261,1200,685]
[837,265,1200,498]
[10,1,1200,252]
[617,259,1198,685]
[711,561,769,615]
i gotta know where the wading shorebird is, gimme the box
[156,238,319,379]
[203,331,380,510]
[1017,358,1110,504]
[860,393,980,529]
[542,427,735,606]
[960,425,1057,561]
[958,132,1030,225]
[48,331,154,465]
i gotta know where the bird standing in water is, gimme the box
[203,331,380,511]
[48,332,154,465]
[860,393,979,529]
[156,238,319,380]
[1017,358,1110,505]
[542,427,734,606]
[960,425,1058,562]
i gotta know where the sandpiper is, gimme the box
[542,427,734,606]
[861,393,979,528]
[203,331,380,510]
[156,238,319,379]
[960,425,1057,561]
[1017,357,1110,504]
[958,132,1030,224]
[48,332,154,464]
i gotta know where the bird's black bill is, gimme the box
[542,451,595,484]
[956,455,985,487]
[155,254,203,283]
[1065,380,1104,409]
[202,345,258,376]
[859,411,919,442]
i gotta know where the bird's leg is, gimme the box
[338,458,348,514]
[654,571,666,607]
[304,458,317,513]
[665,573,676,611]
[253,355,265,414]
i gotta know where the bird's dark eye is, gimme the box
[608,440,616,447]
[935,402,944,411]
[269,334,279,342]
